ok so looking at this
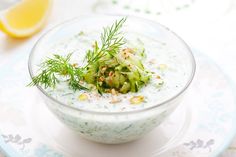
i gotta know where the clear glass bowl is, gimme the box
[28,14,196,144]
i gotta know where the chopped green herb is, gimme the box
[78,31,85,36]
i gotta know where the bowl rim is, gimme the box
[28,14,196,115]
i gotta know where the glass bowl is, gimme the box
[28,14,196,144]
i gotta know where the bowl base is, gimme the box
[30,95,192,157]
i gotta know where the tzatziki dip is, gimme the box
[45,32,190,112]
[29,17,194,144]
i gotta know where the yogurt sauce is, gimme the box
[44,30,191,112]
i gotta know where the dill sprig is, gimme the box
[28,53,88,90]
[85,17,126,67]
[29,17,138,92]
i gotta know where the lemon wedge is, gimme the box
[0,0,52,38]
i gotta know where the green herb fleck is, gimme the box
[112,0,117,4]
[124,5,130,9]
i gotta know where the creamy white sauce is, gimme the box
[45,31,191,112]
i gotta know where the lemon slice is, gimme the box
[0,0,52,38]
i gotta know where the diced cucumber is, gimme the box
[120,82,131,93]
[83,64,98,84]
[85,46,151,94]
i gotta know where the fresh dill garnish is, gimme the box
[85,17,126,67]
[29,17,152,94]
[28,53,87,90]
